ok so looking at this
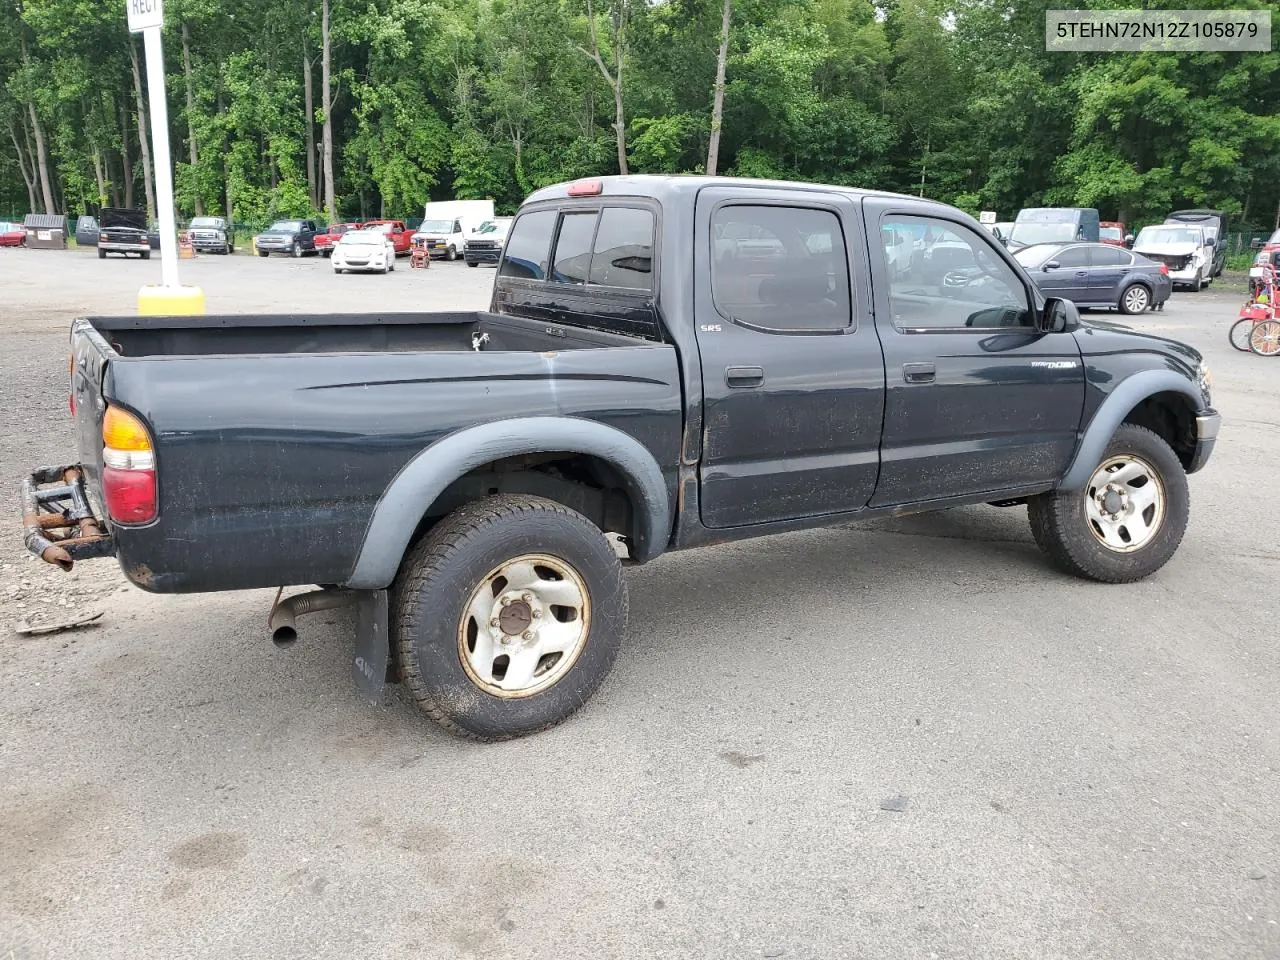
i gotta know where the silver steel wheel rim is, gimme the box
[1123,286,1148,312]
[457,554,591,698]
[1085,454,1166,553]
[1252,321,1280,356]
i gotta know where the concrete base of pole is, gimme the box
[138,285,206,316]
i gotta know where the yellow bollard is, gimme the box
[138,285,206,316]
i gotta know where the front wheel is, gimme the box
[392,494,627,740]
[257,249,269,258]
[292,240,302,258]
[445,244,457,262]
[98,248,106,260]
[1250,320,1280,356]
[1230,319,1256,352]
[1119,283,1150,315]
[1028,424,1189,583]
[466,260,479,268]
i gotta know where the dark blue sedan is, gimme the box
[1014,241,1172,314]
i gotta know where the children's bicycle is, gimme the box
[1230,263,1280,356]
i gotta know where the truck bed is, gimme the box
[71,311,683,592]
[89,310,648,357]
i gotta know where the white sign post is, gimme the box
[128,0,204,314]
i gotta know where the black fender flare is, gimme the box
[1059,370,1202,490]
[344,417,671,589]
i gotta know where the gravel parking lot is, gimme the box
[1,248,1277,960]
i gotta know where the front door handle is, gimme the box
[903,362,936,384]
[725,366,765,388]
[1075,270,1088,277]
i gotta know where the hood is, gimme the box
[1075,318,1202,371]
[101,207,147,231]
[1134,241,1201,255]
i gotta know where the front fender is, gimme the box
[1059,369,1203,490]
[344,417,671,589]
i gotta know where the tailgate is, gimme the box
[69,318,113,515]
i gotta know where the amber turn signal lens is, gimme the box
[103,406,153,452]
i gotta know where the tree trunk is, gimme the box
[577,0,628,175]
[705,0,732,176]
[92,149,107,207]
[918,136,929,197]
[8,121,38,213]
[303,41,317,208]
[119,100,135,209]
[321,0,337,222]
[182,22,203,215]
[129,39,157,220]
[26,103,55,213]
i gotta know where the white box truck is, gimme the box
[411,200,496,261]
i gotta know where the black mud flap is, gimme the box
[353,589,392,703]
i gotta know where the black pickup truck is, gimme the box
[23,175,1219,740]
[253,218,320,257]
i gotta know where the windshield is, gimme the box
[1136,226,1201,247]
[191,217,223,229]
[341,231,384,245]
[418,219,453,233]
[1099,226,1123,241]
[1009,222,1077,244]
[268,220,303,231]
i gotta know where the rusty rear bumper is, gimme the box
[21,465,115,570]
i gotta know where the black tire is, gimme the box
[466,260,479,268]
[1028,424,1189,583]
[445,244,457,262]
[1118,283,1150,315]
[142,250,151,260]
[392,494,627,740]
[292,240,302,258]
[97,248,106,259]
[257,249,269,258]
[1230,318,1255,352]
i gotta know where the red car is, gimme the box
[313,222,358,257]
[1099,220,1130,248]
[0,221,26,247]
[363,219,413,256]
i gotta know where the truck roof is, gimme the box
[523,174,937,208]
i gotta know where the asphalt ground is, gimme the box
[1,248,1276,959]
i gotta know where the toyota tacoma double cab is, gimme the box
[23,175,1219,741]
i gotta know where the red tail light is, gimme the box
[101,406,157,523]
[1159,264,1169,275]
[102,466,157,523]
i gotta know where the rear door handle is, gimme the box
[725,366,765,388]
[1075,270,1088,277]
[903,362,936,384]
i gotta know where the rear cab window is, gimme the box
[496,202,659,338]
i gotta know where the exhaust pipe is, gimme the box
[268,588,359,647]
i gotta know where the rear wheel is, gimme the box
[1250,320,1280,356]
[1119,283,1150,315]
[1230,318,1256,352]
[392,494,627,740]
[1028,424,1188,583]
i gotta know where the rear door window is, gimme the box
[499,210,557,280]
[711,205,851,332]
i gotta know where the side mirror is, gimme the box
[1043,260,1061,271]
[1038,297,1080,334]
[1124,234,1135,247]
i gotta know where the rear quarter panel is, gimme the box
[102,346,682,592]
